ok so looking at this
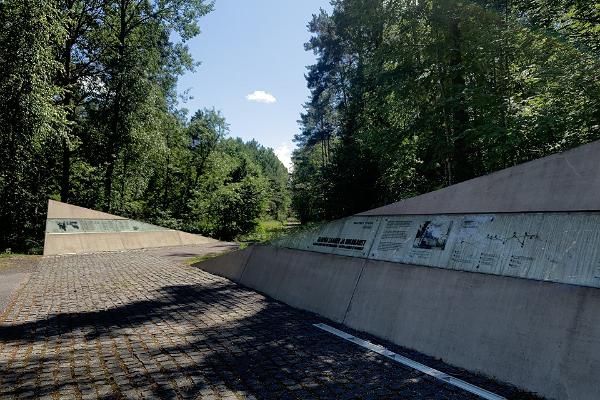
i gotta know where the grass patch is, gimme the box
[236,219,301,244]
[184,251,233,266]
[0,252,40,270]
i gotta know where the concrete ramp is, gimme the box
[43,200,217,256]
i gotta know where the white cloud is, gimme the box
[246,90,277,104]
[274,143,293,171]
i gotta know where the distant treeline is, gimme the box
[0,0,289,252]
[292,0,600,222]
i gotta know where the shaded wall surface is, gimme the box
[44,200,216,255]
[198,245,600,400]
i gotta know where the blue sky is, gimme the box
[176,0,332,170]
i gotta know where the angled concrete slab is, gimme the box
[201,245,600,399]
[195,246,254,282]
[343,257,600,400]
[239,246,366,323]
[47,199,127,220]
[43,200,217,256]
[359,139,600,215]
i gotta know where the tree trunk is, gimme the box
[448,13,470,184]
[60,34,74,202]
[61,138,71,202]
[104,0,127,211]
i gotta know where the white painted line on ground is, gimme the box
[314,323,506,400]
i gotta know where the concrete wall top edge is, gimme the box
[360,209,600,217]
[358,139,600,216]
[47,200,128,220]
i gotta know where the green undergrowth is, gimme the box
[235,219,301,244]
[184,249,236,266]
[0,251,40,270]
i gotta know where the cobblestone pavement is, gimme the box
[0,251,532,399]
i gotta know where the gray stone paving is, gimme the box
[0,251,531,399]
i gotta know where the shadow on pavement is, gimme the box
[0,262,541,399]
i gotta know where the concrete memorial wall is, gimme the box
[200,245,600,400]
[200,140,600,400]
[43,200,216,255]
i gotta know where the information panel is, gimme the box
[275,216,382,258]
[275,212,600,288]
[46,219,168,234]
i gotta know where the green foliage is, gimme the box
[236,220,282,243]
[0,0,66,251]
[204,176,269,240]
[0,0,290,252]
[183,137,287,241]
[293,0,600,222]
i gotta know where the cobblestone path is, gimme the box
[0,252,526,399]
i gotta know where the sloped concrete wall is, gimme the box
[199,245,366,323]
[360,139,600,215]
[238,246,366,323]
[43,200,216,255]
[195,140,600,398]
[196,247,254,282]
[197,245,600,400]
[344,258,600,400]
[44,231,216,256]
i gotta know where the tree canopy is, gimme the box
[292,0,600,223]
[2,0,599,250]
[0,0,291,251]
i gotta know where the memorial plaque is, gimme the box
[306,216,382,257]
[46,220,82,233]
[375,219,414,253]
[275,211,600,288]
[46,219,169,234]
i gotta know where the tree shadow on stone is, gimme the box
[1,275,540,399]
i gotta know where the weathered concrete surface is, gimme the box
[0,273,30,315]
[238,246,367,323]
[144,242,238,264]
[119,231,186,249]
[44,231,216,256]
[360,139,600,215]
[195,246,254,281]
[344,258,600,400]
[46,199,126,219]
[0,257,38,316]
[43,201,216,255]
[203,245,600,399]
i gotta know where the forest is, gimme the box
[0,0,289,252]
[1,0,599,253]
[292,0,600,222]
